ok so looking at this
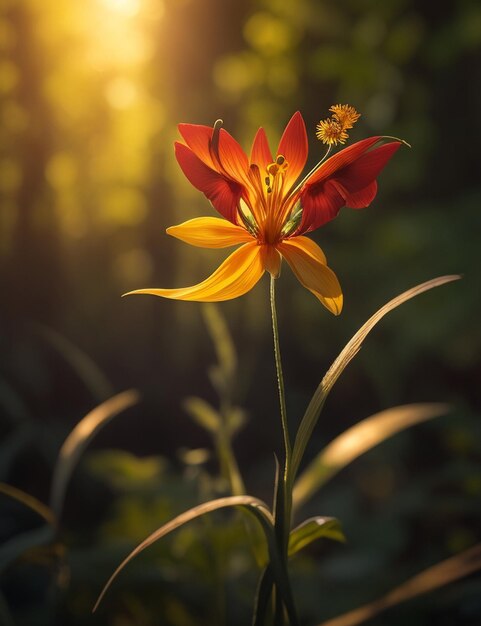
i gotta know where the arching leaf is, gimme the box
[293,403,449,510]
[291,275,461,479]
[50,390,140,520]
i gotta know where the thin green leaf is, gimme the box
[318,543,481,626]
[293,403,449,510]
[0,482,56,526]
[288,517,345,557]
[270,453,300,626]
[34,324,114,402]
[0,525,55,572]
[93,495,274,613]
[252,567,274,626]
[291,275,461,479]
[50,389,140,520]
[183,397,221,433]
[202,303,237,385]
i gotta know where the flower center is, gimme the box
[265,154,288,194]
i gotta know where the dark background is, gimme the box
[1,0,480,624]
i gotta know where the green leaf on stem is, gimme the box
[50,389,140,521]
[288,516,345,557]
[252,566,274,626]
[293,403,449,510]
[291,275,461,480]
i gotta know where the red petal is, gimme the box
[298,180,345,232]
[217,128,250,184]
[250,127,273,170]
[178,124,216,169]
[345,181,377,208]
[175,142,242,224]
[299,139,401,232]
[307,136,382,185]
[277,111,308,189]
[332,142,401,196]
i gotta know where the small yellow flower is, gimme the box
[317,104,361,146]
[329,104,361,130]
[316,119,348,146]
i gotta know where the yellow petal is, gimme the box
[278,237,343,315]
[125,242,265,302]
[167,217,253,248]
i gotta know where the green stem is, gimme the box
[270,275,291,466]
[270,276,299,626]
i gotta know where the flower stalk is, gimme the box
[270,275,298,625]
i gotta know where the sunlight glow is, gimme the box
[100,0,141,18]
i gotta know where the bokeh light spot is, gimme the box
[100,0,141,18]
[243,12,298,56]
[100,188,148,226]
[214,54,263,97]
[105,77,139,109]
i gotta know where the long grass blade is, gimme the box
[291,275,461,479]
[318,543,481,626]
[0,525,55,572]
[0,482,56,526]
[50,389,140,520]
[202,303,237,383]
[34,324,114,402]
[93,495,274,613]
[293,403,449,510]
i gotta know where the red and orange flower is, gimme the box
[127,109,401,314]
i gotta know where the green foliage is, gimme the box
[288,517,345,558]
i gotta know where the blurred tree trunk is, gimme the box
[5,2,64,325]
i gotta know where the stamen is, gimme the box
[210,119,223,158]
[267,162,278,177]
[266,156,288,179]
[238,198,259,236]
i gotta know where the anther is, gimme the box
[276,155,285,165]
[265,176,270,186]
[267,187,272,194]
[267,163,278,176]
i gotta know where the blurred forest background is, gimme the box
[1,0,481,624]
